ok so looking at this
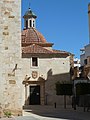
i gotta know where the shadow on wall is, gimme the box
[23,68,72,106]
[46,68,71,86]
[45,68,71,105]
[47,68,70,80]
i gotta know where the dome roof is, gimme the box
[23,8,37,18]
[22,27,47,44]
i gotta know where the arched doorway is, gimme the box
[30,85,40,105]
[23,77,45,105]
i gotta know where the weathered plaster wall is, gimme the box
[22,55,71,105]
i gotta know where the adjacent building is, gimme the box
[80,3,90,79]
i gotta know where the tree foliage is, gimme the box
[56,82,72,95]
[76,83,90,95]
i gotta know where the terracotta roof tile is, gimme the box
[22,28,46,44]
[22,44,69,55]
[52,49,70,54]
[21,28,70,56]
[22,44,53,54]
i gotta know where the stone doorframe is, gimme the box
[23,77,45,105]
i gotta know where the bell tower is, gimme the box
[23,7,37,29]
[0,0,22,116]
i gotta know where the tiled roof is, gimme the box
[52,49,70,54]
[22,44,53,54]
[22,28,46,45]
[22,44,69,55]
[21,27,70,56]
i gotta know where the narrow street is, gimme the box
[1,105,90,120]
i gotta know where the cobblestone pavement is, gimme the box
[0,105,90,120]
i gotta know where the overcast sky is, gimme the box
[22,0,90,58]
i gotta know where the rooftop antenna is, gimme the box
[29,1,31,10]
[88,3,90,44]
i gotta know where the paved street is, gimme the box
[0,117,38,120]
[0,105,90,120]
[22,105,90,120]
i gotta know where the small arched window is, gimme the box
[30,20,32,27]
[26,20,28,29]
[32,57,38,66]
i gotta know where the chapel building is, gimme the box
[21,7,73,106]
[0,0,73,115]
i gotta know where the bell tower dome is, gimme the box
[23,7,37,29]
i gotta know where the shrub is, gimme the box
[4,111,12,118]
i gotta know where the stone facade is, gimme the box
[0,0,22,115]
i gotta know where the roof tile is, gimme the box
[22,28,46,44]
[22,44,69,55]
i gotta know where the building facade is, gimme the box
[80,3,90,79]
[0,0,73,115]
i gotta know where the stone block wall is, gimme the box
[0,0,22,116]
